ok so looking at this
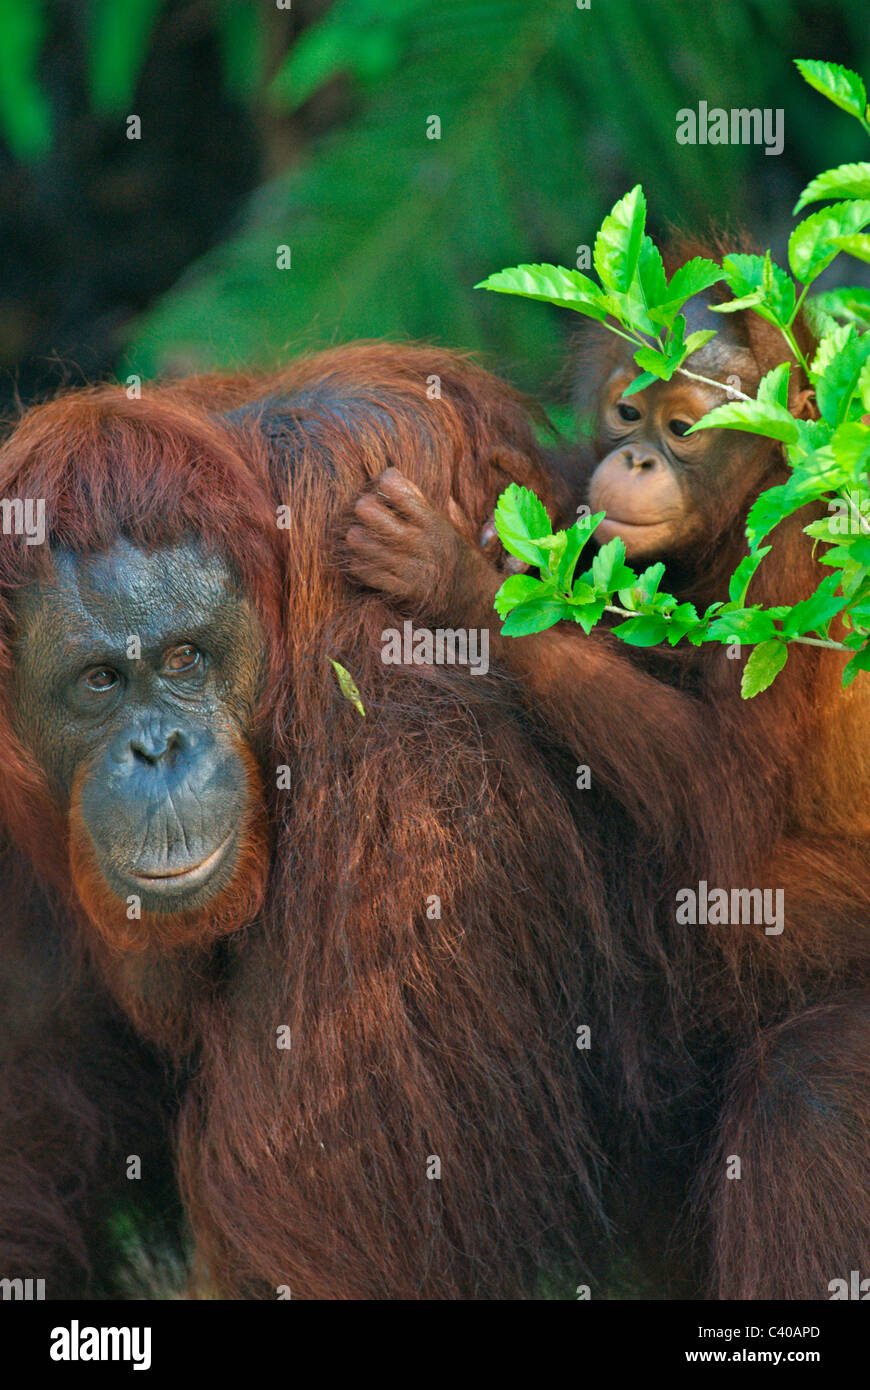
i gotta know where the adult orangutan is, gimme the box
[0,344,617,1300]
[343,285,870,1298]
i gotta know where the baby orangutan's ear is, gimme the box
[791,387,818,421]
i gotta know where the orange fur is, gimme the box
[0,344,609,1298]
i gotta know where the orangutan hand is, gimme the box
[344,468,519,628]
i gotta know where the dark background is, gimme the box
[0,0,867,412]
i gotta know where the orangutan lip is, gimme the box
[597,514,662,528]
[130,834,234,885]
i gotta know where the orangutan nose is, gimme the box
[623,448,662,474]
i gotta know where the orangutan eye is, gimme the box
[617,402,641,421]
[164,644,200,673]
[83,667,119,692]
[669,419,692,437]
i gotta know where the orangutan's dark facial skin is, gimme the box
[12,538,266,915]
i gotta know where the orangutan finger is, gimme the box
[353,492,417,545]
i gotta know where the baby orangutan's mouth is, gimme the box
[595,514,671,542]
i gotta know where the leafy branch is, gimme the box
[479,57,870,696]
[494,485,855,699]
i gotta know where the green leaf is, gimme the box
[831,233,870,265]
[794,162,870,213]
[0,0,53,158]
[593,185,646,294]
[781,573,848,637]
[728,546,771,604]
[622,371,658,398]
[740,640,788,698]
[571,597,607,635]
[745,484,788,549]
[803,504,867,545]
[634,346,678,380]
[818,537,870,568]
[592,538,635,593]
[556,514,603,590]
[476,263,609,319]
[649,257,723,327]
[811,321,854,378]
[267,3,412,109]
[536,530,568,556]
[493,484,553,566]
[813,327,870,426]
[611,614,669,647]
[668,314,687,354]
[493,573,550,617]
[89,0,168,115]
[635,561,667,601]
[823,491,870,543]
[842,644,870,688]
[501,598,568,636]
[535,531,568,577]
[803,304,841,340]
[745,481,824,550]
[665,623,697,646]
[665,601,702,646]
[794,59,867,121]
[618,562,666,610]
[710,289,765,314]
[331,660,366,717]
[793,418,834,456]
[608,235,669,335]
[846,590,870,627]
[707,608,777,644]
[789,201,870,284]
[811,287,870,330]
[683,329,717,356]
[756,364,791,410]
[784,451,848,503]
[688,398,799,444]
[634,236,668,314]
[552,524,582,589]
[804,516,844,545]
[719,253,795,325]
[625,236,667,318]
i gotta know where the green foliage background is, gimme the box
[2,0,869,397]
[122,1,870,391]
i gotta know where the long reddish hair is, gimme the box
[0,343,613,1297]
